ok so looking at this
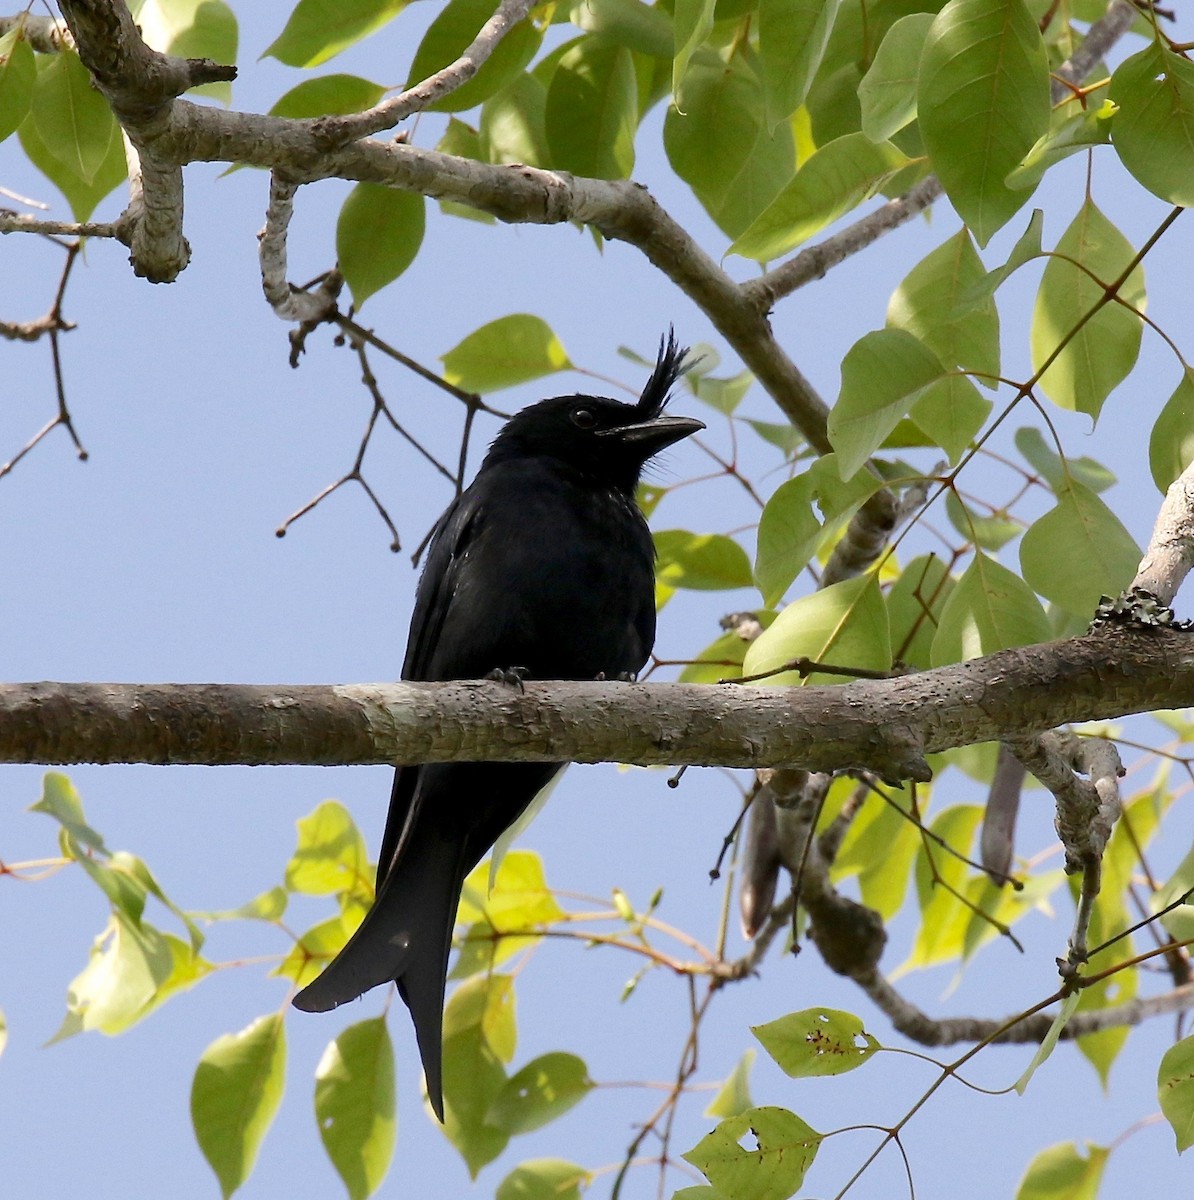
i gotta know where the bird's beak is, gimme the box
[597,414,705,452]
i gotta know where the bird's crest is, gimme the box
[635,328,694,419]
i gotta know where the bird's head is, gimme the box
[484,331,705,494]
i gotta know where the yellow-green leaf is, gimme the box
[0,29,36,144]
[441,314,571,392]
[829,328,947,478]
[731,132,908,261]
[30,48,116,184]
[683,1106,821,1200]
[918,0,1050,244]
[192,1015,287,1199]
[1150,368,1194,493]
[743,574,891,685]
[1109,43,1194,207]
[265,0,411,68]
[1014,1141,1109,1200]
[336,183,425,308]
[1031,198,1144,421]
[284,800,370,897]
[753,1008,878,1077]
[1159,1034,1194,1152]
[931,551,1050,664]
[486,1052,593,1134]
[1019,480,1140,617]
[315,1018,396,1200]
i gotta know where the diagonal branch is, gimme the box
[313,0,538,146]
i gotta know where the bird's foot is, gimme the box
[595,670,637,682]
[486,666,529,691]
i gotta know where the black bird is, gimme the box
[293,332,702,1121]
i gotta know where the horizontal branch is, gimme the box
[3,627,1192,771]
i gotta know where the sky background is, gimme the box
[2,4,1193,1198]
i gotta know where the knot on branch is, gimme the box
[806,890,887,977]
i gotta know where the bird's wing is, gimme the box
[374,490,488,889]
[402,490,487,683]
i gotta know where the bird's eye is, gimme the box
[571,407,598,430]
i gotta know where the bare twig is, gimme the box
[312,0,538,147]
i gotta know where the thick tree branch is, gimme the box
[2,628,1193,769]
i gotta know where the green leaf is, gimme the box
[315,1018,396,1200]
[30,48,117,184]
[1014,1141,1109,1200]
[442,977,515,1174]
[192,1015,287,1199]
[886,554,956,671]
[753,1008,879,1077]
[828,328,947,478]
[454,849,565,978]
[336,183,425,308]
[275,915,352,988]
[654,530,754,592]
[1020,480,1140,616]
[1014,992,1082,1094]
[546,36,638,178]
[407,0,543,113]
[487,1052,593,1134]
[900,803,982,970]
[745,418,804,456]
[859,13,933,142]
[17,104,126,222]
[832,788,923,919]
[64,911,173,1034]
[705,1049,756,1119]
[665,56,795,239]
[441,314,571,392]
[496,1159,591,1200]
[931,551,1051,664]
[0,29,35,144]
[1150,368,1194,493]
[743,574,891,685]
[918,0,1050,244]
[730,132,908,261]
[445,973,517,1062]
[1031,198,1145,421]
[1006,101,1115,192]
[194,886,289,922]
[31,771,109,855]
[908,376,992,464]
[265,0,411,68]
[687,367,754,415]
[945,492,1021,552]
[482,73,550,166]
[754,457,886,605]
[955,208,1045,314]
[131,0,238,102]
[569,0,672,58]
[888,228,1000,383]
[757,0,841,125]
[284,800,370,897]
[683,1106,821,1200]
[1109,43,1194,206]
[1159,1034,1194,1151]
[678,616,777,684]
[1014,427,1117,495]
[269,74,386,118]
[459,849,564,927]
[672,0,717,98]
